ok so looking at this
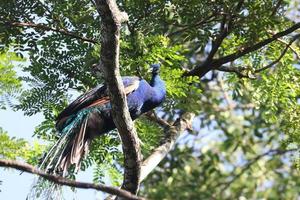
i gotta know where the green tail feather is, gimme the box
[27,107,104,200]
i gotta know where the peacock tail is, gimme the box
[28,105,110,200]
[44,106,110,175]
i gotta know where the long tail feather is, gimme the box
[28,107,105,200]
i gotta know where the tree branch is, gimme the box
[0,159,144,200]
[207,0,245,64]
[218,65,252,78]
[214,23,300,66]
[217,34,300,77]
[3,21,99,44]
[271,0,283,16]
[183,0,244,77]
[93,0,141,195]
[145,112,171,129]
[140,112,195,181]
[167,14,217,37]
[275,37,300,59]
[184,22,300,77]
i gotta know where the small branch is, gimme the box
[276,38,300,59]
[167,14,216,37]
[184,0,244,77]
[205,14,229,63]
[207,0,245,64]
[94,0,141,195]
[140,113,195,181]
[271,0,283,16]
[0,159,144,200]
[217,65,254,78]
[255,34,300,73]
[145,112,171,129]
[4,21,98,44]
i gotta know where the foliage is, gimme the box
[0,52,22,109]
[135,117,163,157]
[0,128,44,165]
[0,0,300,199]
[142,144,300,200]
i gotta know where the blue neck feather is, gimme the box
[150,73,166,103]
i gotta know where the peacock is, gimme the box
[39,63,166,176]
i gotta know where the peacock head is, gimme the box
[151,63,161,74]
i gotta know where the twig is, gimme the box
[167,14,217,37]
[218,65,252,78]
[0,159,144,200]
[255,34,300,73]
[276,38,300,59]
[4,21,98,44]
[271,0,283,16]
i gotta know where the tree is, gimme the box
[0,0,300,199]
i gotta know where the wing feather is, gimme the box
[56,77,140,130]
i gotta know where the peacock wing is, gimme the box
[86,76,141,108]
[56,76,140,130]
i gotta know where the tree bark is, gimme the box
[93,0,141,195]
[140,112,195,181]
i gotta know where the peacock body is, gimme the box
[40,64,166,176]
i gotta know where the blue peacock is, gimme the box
[39,63,166,176]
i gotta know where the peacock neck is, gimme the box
[150,73,162,87]
[150,73,166,102]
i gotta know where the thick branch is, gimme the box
[93,0,141,195]
[3,21,98,44]
[0,159,144,200]
[140,113,195,181]
[185,22,300,77]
